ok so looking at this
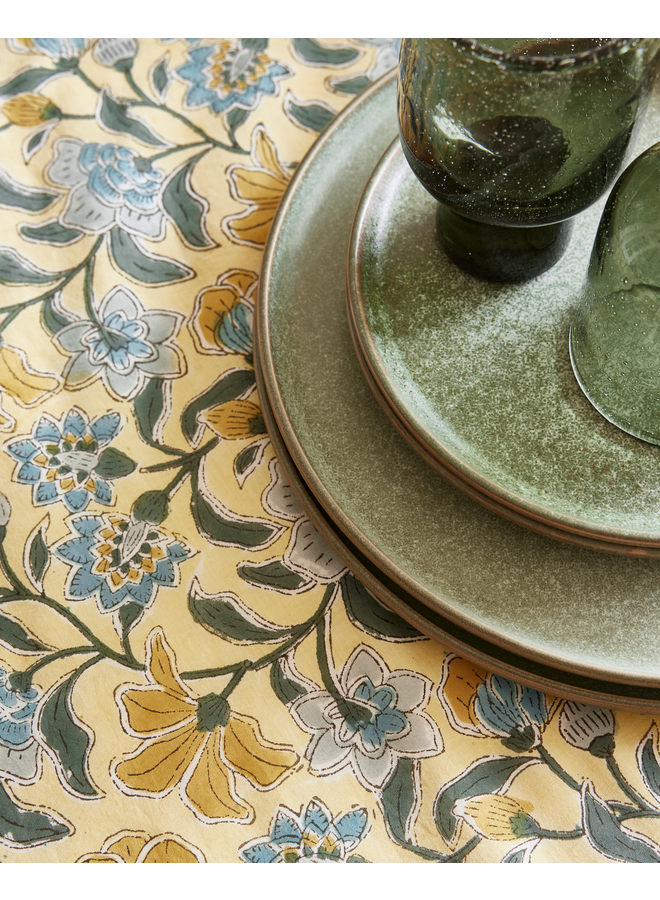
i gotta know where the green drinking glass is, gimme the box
[570,141,660,444]
[397,38,659,282]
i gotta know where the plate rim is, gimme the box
[346,287,660,559]
[256,354,660,711]
[257,69,660,693]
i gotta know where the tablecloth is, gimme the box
[0,37,658,865]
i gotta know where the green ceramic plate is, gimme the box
[258,70,660,698]
[256,355,660,710]
[347,128,660,554]
[346,298,660,556]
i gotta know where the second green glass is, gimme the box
[398,39,658,282]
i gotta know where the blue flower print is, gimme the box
[357,39,401,81]
[0,666,40,783]
[52,513,193,614]
[47,138,167,240]
[175,40,290,117]
[474,675,549,752]
[437,655,551,753]
[0,667,38,749]
[160,39,201,45]
[291,646,442,790]
[7,38,89,61]
[219,302,253,355]
[240,798,369,863]
[4,407,126,513]
[53,286,185,401]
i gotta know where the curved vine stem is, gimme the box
[537,745,581,792]
[20,645,95,682]
[0,234,104,334]
[28,594,142,670]
[123,68,248,155]
[606,755,655,811]
[181,581,337,681]
[73,64,102,94]
[82,247,103,328]
[0,542,31,596]
[141,436,219,474]
[0,543,142,672]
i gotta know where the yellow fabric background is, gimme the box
[0,38,657,864]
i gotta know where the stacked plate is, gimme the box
[256,70,660,711]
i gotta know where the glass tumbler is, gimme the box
[398,39,659,282]
[570,141,660,444]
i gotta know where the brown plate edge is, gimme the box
[346,276,660,560]
[255,350,660,712]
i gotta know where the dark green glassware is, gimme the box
[398,38,659,282]
[570,141,660,444]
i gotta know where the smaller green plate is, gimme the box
[348,140,660,554]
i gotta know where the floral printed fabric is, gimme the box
[0,37,658,865]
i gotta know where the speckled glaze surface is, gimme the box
[348,109,660,552]
[257,70,660,696]
[347,300,660,557]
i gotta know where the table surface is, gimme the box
[0,37,659,865]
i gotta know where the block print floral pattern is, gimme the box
[4,407,130,512]
[54,287,185,401]
[437,654,554,751]
[175,40,290,116]
[291,646,442,790]
[52,514,193,614]
[189,268,257,358]
[0,665,41,783]
[240,798,370,863]
[223,126,292,247]
[0,38,655,866]
[77,829,205,862]
[7,38,90,60]
[47,139,168,240]
[112,629,298,824]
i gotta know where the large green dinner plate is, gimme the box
[257,70,660,704]
[257,355,660,710]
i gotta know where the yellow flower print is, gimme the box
[0,344,60,431]
[200,399,266,441]
[437,655,494,736]
[2,94,60,126]
[453,794,538,841]
[77,830,205,863]
[112,628,299,824]
[189,268,257,357]
[223,126,291,247]
[0,395,15,432]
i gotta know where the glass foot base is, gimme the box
[435,204,574,283]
